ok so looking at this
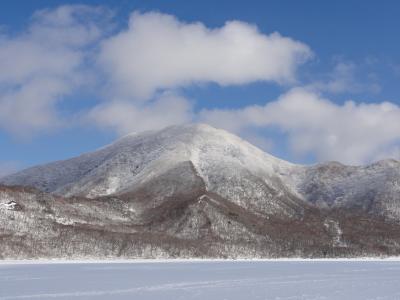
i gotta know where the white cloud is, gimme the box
[4,6,397,166]
[98,11,312,100]
[88,93,193,135]
[0,8,312,138]
[87,11,312,135]
[0,5,110,138]
[308,62,381,94]
[200,88,400,165]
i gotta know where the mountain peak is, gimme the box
[118,123,244,148]
[1,123,294,198]
[119,123,215,140]
[2,123,399,222]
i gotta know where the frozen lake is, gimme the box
[1,260,400,299]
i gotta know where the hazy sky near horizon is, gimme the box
[1,0,400,174]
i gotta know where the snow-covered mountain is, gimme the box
[1,124,307,217]
[1,124,400,259]
[2,123,400,218]
[295,159,400,218]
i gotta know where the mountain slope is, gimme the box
[1,124,306,218]
[1,124,400,259]
[294,159,400,219]
[2,183,400,259]
[2,123,400,219]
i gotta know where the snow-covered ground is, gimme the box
[1,260,400,299]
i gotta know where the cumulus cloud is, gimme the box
[0,5,111,137]
[0,7,312,140]
[98,11,312,100]
[3,6,398,166]
[200,88,400,165]
[88,93,193,135]
[86,11,312,134]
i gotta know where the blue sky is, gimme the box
[1,0,400,174]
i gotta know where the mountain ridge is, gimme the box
[2,123,399,218]
[1,124,400,259]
